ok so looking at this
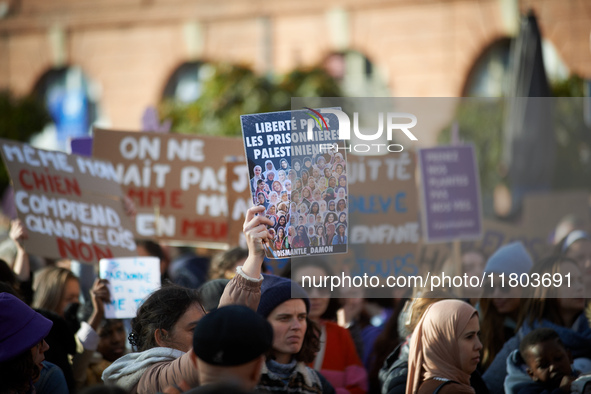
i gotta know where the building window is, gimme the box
[162,61,213,103]
[32,66,100,151]
[324,51,390,97]
[463,39,512,97]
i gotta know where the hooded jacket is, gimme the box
[102,268,263,393]
[504,349,578,394]
[483,314,591,394]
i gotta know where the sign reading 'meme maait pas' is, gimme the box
[0,139,136,263]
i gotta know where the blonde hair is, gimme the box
[32,266,78,313]
[479,297,510,369]
[405,289,452,334]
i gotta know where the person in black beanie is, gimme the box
[189,305,273,393]
[255,274,336,394]
[158,305,273,394]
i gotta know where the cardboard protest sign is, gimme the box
[92,129,244,244]
[469,219,552,262]
[240,109,348,258]
[521,191,591,238]
[0,139,136,262]
[225,160,251,247]
[346,152,420,282]
[419,218,554,275]
[418,145,483,243]
[288,151,419,297]
[99,256,161,319]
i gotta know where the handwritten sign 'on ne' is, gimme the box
[99,257,161,319]
[92,128,244,243]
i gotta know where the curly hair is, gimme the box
[0,347,39,394]
[298,317,321,363]
[128,284,203,352]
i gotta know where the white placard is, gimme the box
[99,256,161,319]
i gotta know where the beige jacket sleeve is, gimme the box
[218,266,263,311]
[134,269,263,393]
[134,350,199,394]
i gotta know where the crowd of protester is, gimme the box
[2,206,591,394]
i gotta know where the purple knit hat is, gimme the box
[0,293,53,362]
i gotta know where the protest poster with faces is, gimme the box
[241,109,348,258]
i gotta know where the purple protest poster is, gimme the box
[69,136,93,157]
[418,145,483,243]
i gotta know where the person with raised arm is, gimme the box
[102,206,273,393]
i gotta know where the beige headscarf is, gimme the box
[406,299,478,394]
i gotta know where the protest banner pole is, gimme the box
[450,122,463,295]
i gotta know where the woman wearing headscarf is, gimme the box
[554,230,591,288]
[292,225,311,249]
[251,165,264,193]
[303,157,313,173]
[265,170,277,191]
[277,170,287,186]
[406,299,482,394]
[293,159,302,175]
[316,156,327,171]
[280,158,291,171]
[263,160,277,180]
[256,192,269,210]
[331,224,347,245]
[325,223,336,248]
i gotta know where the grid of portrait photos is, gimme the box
[249,151,348,257]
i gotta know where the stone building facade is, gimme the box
[0,0,589,132]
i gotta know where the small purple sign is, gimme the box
[419,145,483,243]
[69,136,93,157]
